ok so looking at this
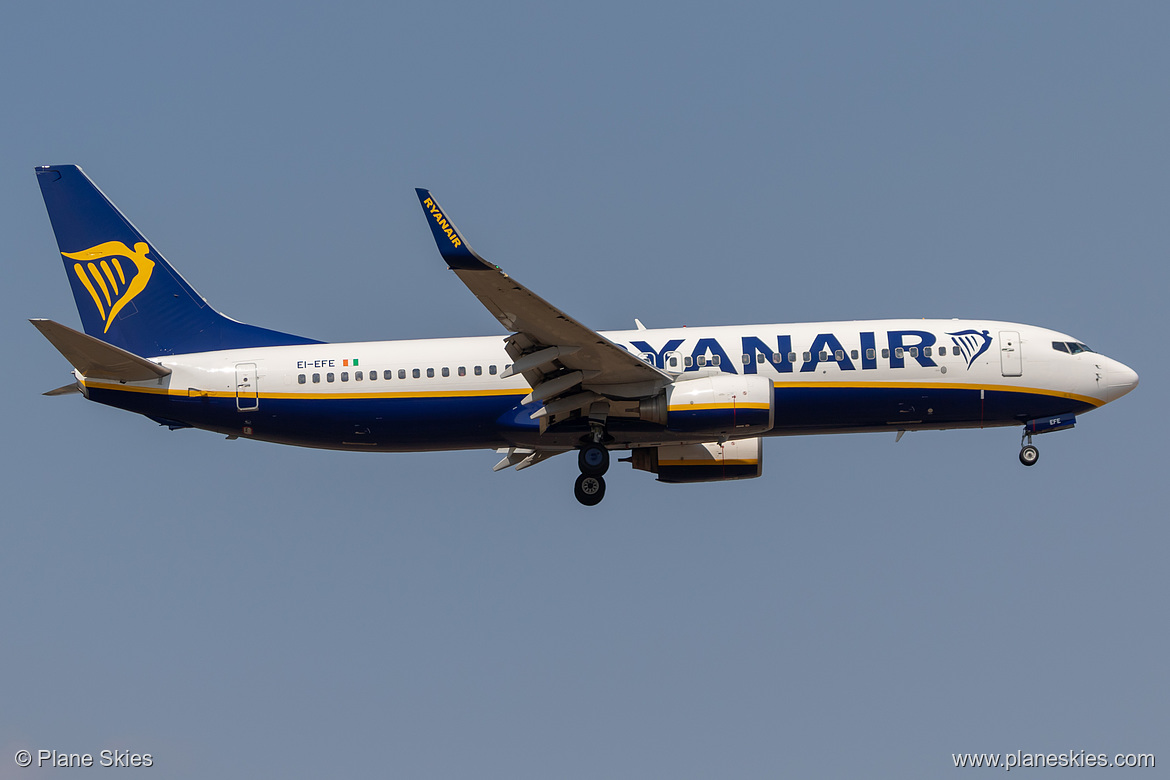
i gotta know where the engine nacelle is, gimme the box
[639,374,774,436]
[630,437,764,483]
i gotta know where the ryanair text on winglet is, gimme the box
[423,198,462,249]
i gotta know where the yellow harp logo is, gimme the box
[62,241,156,333]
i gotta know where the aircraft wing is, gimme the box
[416,190,671,414]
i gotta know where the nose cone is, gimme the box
[1104,359,1139,403]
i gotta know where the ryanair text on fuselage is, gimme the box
[629,328,990,373]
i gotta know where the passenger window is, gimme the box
[758,353,766,363]
[908,347,918,358]
[395,369,403,379]
[474,365,483,376]
[298,374,306,384]
[312,373,320,383]
[489,365,497,375]
[923,347,932,357]
[819,351,828,361]
[711,355,720,366]
[458,366,466,377]
[427,368,435,378]
[412,368,420,378]
[866,349,876,360]
[696,355,706,366]
[668,355,680,369]
[834,349,843,360]
[788,352,797,363]
[327,372,335,382]
[441,367,450,377]
[356,371,363,380]
[850,350,859,360]
[341,372,349,382]
[803,352,811,362]
[938,347,947,356]
[881,349,890,359]
[741,353,751,365]
[895,348,904,359]
[684,356,693,367]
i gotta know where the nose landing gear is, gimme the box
[1019,430,1039,466]
[1019,442,1039,466]
[1017,413,1076,466]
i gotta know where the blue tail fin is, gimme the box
[36,165,321,356]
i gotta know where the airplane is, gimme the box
[32,164,1139,506]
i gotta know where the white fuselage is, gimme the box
[75,318,1138,453]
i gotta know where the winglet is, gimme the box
[415,189,492,271]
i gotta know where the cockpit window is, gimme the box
[1054,341,1094,355]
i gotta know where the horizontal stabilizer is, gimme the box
[43,382,81,396]
[30,319,171,381]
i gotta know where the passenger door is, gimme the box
[235,362,258,411]
[999,331,1022,377]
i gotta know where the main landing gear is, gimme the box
[574,473,606,506]
[574,436,611,506]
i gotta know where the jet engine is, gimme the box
[638,374,774,436]
[629,437,763,483]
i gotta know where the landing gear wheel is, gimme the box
[578,444,610,476]
[574,474,606,506]
[1019,444,1039,466]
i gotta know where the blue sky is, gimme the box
[1,3,1166,778]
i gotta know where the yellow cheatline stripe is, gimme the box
[100,260,120,294]
[668,402,771,412]
[80,380,223,396]
[771,379,1103,408]
[87,262,112,306]
[73,263,106,319]
[660,459,759,467]
[261,388,526,400]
